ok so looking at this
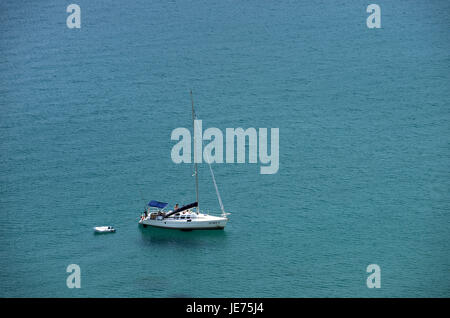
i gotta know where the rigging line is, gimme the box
[193,115,225,215]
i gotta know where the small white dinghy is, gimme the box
[94,226,116,233]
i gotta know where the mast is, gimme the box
[190,90,199,213]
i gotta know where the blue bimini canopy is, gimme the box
[148,200,168,209]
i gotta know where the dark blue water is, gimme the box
[0,0,449,297]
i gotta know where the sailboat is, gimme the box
[138,91,229,230]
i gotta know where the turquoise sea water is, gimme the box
[0,0,449,297]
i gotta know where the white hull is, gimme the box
[139,214,227,230]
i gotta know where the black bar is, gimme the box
[1,298,447,316]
